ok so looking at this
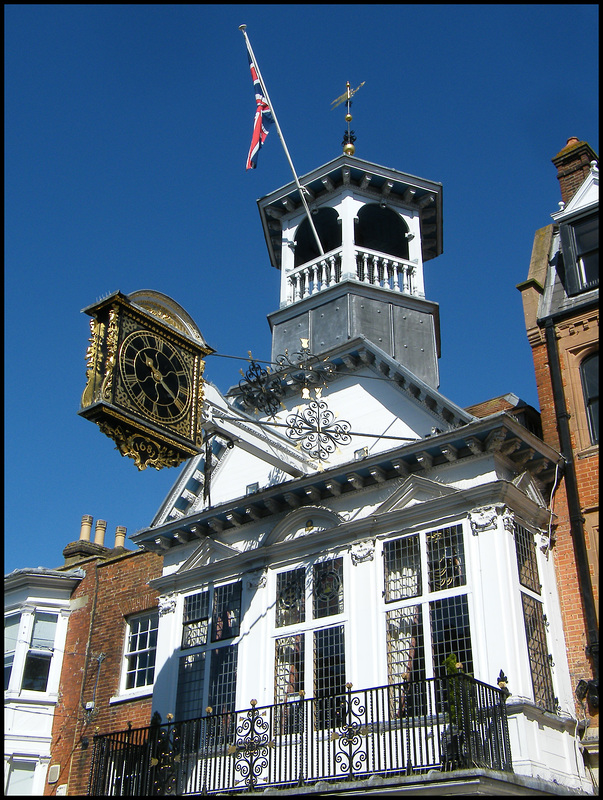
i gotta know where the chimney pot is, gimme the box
[94,519,107,546]
[79,515,93,542]
[114,526,127,549]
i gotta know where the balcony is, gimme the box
[88,676,511,795]
[285,247,420,306]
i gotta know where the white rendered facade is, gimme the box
[128,156,594,794]
[4,569,82,796]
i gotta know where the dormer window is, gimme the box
[559,214,598,295]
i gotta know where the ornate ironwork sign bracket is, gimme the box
[286,399,351,463]
[238,340,338,417]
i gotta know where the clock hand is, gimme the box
[143,352,180,402]
[158,378,178,401]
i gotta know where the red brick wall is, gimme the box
[45,549,162,796]
[528,317,598,731]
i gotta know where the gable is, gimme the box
[552,166,598,221]
[376,474,459,513]
[178,538,240,572]
[263,506,342,547]
[512,471,547,509]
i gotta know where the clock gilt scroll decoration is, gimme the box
[79,290,213,471]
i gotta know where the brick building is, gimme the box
[4,516,162,797]
[518,137,599,786]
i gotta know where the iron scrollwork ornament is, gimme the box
[274,339,337,399]
[238,341,337,417]
[233,701,272,790]
[238,357,285,417]
[286,399,351,462]
[149,715,182,796]
[333,685,367,780]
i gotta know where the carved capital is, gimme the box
[158,594,177,616]
[468,504,513,536]
[350,539,375,565]
[246,569,267,590]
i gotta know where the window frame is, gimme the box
[175,580,242,722]
[512,518,556,712]
[4,608,61,696]
[559,213,599,296]
[272,555,347,715]
[4,613,20,692]
[121,610,159,695]
[580,351,599,445]
[382,523,474,685]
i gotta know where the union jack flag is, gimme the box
[246,54,274,169]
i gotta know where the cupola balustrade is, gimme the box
[285,246,418,306]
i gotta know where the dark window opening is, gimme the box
[513,523,541,594]
[521,594,556,712]
[354,204,409,260]
[581,352,599,445]
[559,214,599,295]
[294,208,341,267]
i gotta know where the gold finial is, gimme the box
[331,81,364,156]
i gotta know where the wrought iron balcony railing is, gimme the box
[88,676,512,796]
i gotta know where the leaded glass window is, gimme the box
[429,595,473,678]
[176,651,206,720]
[208,645,238,715]
[212,583,241,642]
[383,535,421,601]
[386,605,426,684]
[273,557,346,728]
[521,593,556,712]
[313,557,344,618]
[176,581,241,723]
[314,626,346,729]
[276,568,305,628]
[426,525,465,592]
[182,591,209,649]
[383,525,473,683]
[274,634,305,735]
[513,522,540,593]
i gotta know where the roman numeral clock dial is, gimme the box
[79,290,214,471]
[119,331,192,424]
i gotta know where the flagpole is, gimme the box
[239,24,324,256]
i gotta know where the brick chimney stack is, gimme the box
[552,137,598,205]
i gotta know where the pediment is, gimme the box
[553,167,598,221]
[377,475,459,513]
[512,471,547,509]
[263,506,342,547]
[178,538,240,573]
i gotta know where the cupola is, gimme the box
[258,155,444,389]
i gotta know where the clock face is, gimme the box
[118,330,193,424]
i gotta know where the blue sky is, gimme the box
[5,4,598,574]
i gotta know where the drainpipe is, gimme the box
[544,318,599,687]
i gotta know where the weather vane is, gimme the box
[331,81,365,156]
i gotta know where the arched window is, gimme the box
[354,204,409,260]
[580,352,598,445]
[294,208,341,267]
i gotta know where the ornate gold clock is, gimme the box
[79,290,214,470]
